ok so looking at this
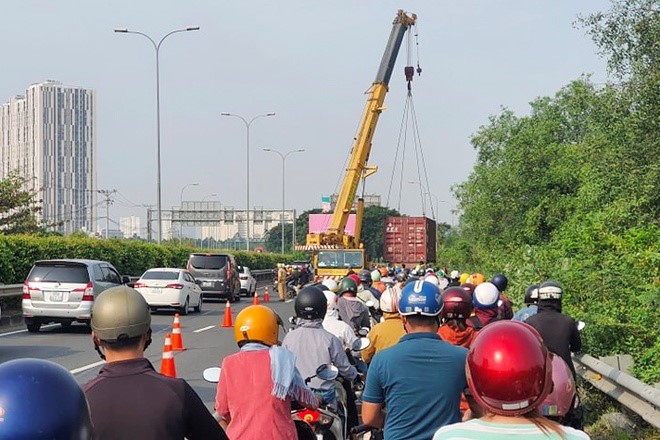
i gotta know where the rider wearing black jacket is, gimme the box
[526,280,582,378]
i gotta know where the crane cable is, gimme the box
[385,20,435,220]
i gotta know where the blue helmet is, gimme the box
[0,358,92,440]
[398,279,443,316]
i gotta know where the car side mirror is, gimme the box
[121,275,131,284]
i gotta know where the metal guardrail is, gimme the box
[573,353,660,429]
[0,284,22,298]
[252,269,275,281]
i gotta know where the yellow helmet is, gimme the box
[234,305,279,347]
[459,272,470,285]
[467,272,486,286]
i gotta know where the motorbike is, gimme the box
[350,424,384,440]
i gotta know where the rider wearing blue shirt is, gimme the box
[361,280,468,440]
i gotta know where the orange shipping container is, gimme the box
[383,216,436,267]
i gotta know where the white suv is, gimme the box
[22,259,126,332]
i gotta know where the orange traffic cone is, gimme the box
[160,333,177,378]
[253,290,260,305]
[221,300,233,328]
[263,286,270,303]
[171,313,186,351]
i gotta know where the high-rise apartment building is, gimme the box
[0,80,96,233]
[119,216,141,239]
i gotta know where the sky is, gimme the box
[1,1,612,233]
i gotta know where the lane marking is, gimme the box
[0,324,58,337]
[194,325,215,333]
[70,360,105,375]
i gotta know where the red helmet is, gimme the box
[348,273,361,286]
[467,321,553,416]
[538,353,576,418]
[441,287,473,320]
[459,283,476,300]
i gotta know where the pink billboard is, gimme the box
[308,214,356,235]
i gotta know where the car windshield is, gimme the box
[189,255,227,270]
[28,264,90,283]
[317,251,363,269]
[141,271,179,280]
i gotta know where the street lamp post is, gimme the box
[221,112,275,251]
[114,25,200,244]
[263,148,305,254]
[179,182,199,239]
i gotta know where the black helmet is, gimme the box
[294,285,327,319]
[0,358,93,439]
[358,269,372,284]
[538,280,563,301]
[524,284,539,304]
[491,273,508,292]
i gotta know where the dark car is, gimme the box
[186,253,241,302]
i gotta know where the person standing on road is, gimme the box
[215,305,318,439]
[277,263,287,301]
[83,285,227,440]
[361,280,468,439]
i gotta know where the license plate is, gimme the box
[151,287,162,294]
[203,281,213,287]
[49,291,63,302]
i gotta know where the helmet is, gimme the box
[466,321,553,416]
[538,280,563,301]
[467,272,486,286]
[441,287,473,320]
[371,270,381,282]
[398,279,442,316]
[450,270,460,280]
[491,273,508,292]
[358,269,372,284]
[91,285,151,341]
[294,285,327,319]
[460,283,476,299]
[395,271,407,283]
[337,277,358,296]
[379,288,399,313]
[524,284,539,304]
[321,278,338,293]
[473,282,500,309]
[348,273,361,285]
[0,358,93,439]
[323,290,338,311]
[423,273,439,288]
[539,353,576,418]
[459,272,470,284]
[380,267,389,277]
[234,305,279,347]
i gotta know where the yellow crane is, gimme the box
[302,10,417,279]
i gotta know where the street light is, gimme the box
[201,193,218,249]
[221,112,276,251]
[263,148,305,254]
[179,182,199,239]
[114,25,200,244]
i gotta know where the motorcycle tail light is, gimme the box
[297,409,319,424]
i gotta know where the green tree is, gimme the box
[263,223,293,253]
[0,171,43,234]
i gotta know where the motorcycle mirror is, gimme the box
[352,337,371,351]
[577,321,586,331]
[365,300,375,308]
[357,327,369,337]
[203,367,221,383]
[315,364,339,381]
[288,316,296,325]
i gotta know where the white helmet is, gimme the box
[379,288,399,313]
[323,290,338,311]
[450,270,460,280]
[321,278,338,293]
[423,274,439,288]
[473,282,500,309]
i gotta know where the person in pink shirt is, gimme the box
[215,305,318,439]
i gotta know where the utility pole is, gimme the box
[97,190,117,239]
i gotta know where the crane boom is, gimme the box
[304,10,416,277]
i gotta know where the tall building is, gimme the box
[0,80,96,234]
[119,216,141,238]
